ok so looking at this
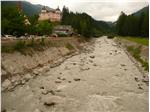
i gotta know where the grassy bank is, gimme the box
[116,36,149,71]
[118,36,149,46]
[127,46,148,71]
[1,37,84,54]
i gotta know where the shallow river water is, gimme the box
[2,36,148,112]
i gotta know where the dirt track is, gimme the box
[2,36,148,112]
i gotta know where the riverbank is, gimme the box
[114,37,149,72]
[1,37,88,91]
[2,36,148,112]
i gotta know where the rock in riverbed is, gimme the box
[55,80,61,83]
[2,79,11,90]
[42,96,62,107]
[90,55,95,59]
[24,74,32,81]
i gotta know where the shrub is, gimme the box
[40,38,45,46]
[57,33,68,37]
[1,45,13,53]
[127,46,149,71]
[107,35,114,39]
[65,43,74,50]
[27,38,35,47]
[14,40,26,51]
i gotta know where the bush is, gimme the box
[14,40,26,51]
[127,46,149,71]
[36,20,53,36]
[57,33,68,37]
[65,43,74,50]
[40,38,45,46]
[27,38,35,47]
[1,45,13,53]
[107,35,114,39]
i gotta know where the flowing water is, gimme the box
[2,36,148,112]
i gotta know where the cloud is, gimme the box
[25,0,149,21]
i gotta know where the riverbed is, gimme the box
[2,36,148,112]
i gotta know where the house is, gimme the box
[38,6,62,22]
[53,25,74,36]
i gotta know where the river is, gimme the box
[2,36,148,112]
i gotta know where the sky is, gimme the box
[25,0,149,22]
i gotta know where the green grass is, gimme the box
[1,37,79,54]
[127,46,149,71]
[119,36,149,46]
[65,43,75,50]
[1,38,46,54]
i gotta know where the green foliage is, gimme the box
[127,46,149,71]
[1,45,14,53]
[123,36,149,46]
[36,20,53,36]
[116,9,149,37]
[65,43,74,50]
[27,38,35,47]
[1,1,42,16]
[57,33,68,37]
[14,40,26,51]
[61,6,112,38]
[107,35,114,39]
[1,5,27,36]
[40,38,45,46]
[27,15,39,35]
[1,4,53,36]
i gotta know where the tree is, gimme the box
[36,20,53,36]
[116,11,149,37]
[141,12,149,37]
[116,12,127,35]
[61,6,97,38]
[27,15,39,35]
[138,12,145,35]
[1,6,26,36]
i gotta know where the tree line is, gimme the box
[61,6,113,38]
[116,10,149,37]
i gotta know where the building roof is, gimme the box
[42,6,47,10]
[41,6,61,12]
[54,25,73,30]
[56,6,60,11]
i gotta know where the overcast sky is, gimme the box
[25,0,149,22]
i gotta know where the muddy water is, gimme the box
[2,36,148,112]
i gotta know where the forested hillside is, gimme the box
[1,1,52,16]
[61,6,113,37]
[116,6,149,37]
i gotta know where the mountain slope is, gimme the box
[132,6,149,17]
[1,1,53,16]
[116,5,149,37]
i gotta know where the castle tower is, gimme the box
[41,6,48,13]
[56,6,60,11]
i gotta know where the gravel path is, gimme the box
[2,36,148,112]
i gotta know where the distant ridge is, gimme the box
[132,6,149,17]
[1,1,53,16]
